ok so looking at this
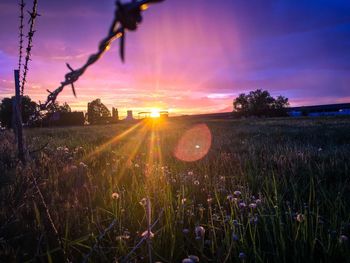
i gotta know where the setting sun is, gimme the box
[150,109,161,118]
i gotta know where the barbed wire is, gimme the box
[41,26,123,109]
[18,0,25,79]
[21,0,39,96]
[41,0,165,110]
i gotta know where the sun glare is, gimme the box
[150,109,160,118]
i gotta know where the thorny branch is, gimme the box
[18,0,25,78]
[21,0,39,96]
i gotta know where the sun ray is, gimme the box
[113,122,151,185]
[83,121,144,161]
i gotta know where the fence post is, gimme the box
[13,69,25,164]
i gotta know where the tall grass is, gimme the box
[0,117,350,262]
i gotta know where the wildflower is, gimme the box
[232,219,239,226]
[141,230,155,239]
[195,226,205,239]
[255,199,262,205]
[234,191,241,196]
[188,171,194,176]
[207,197,213,204]
[318,147,323,152]
[182,259,194,263]
[239,202,246,209]
[239,252,246,260]
[227,194,234,202]
[188,255,199,262]
[193,180,200,186]
[296,213,305,223]
[112,192,120,200]
[181,198,187,205]
[249,203,257,209]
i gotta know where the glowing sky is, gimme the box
[1,0,350,116]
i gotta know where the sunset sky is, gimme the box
[1,0,350,116]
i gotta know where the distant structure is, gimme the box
[138,112,151,119]
[159,111,169,118]
[137,111,169,119]
[126,110,134,120]
[112,107,119,120]
[287,103,350,117]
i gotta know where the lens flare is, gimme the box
[174,123,212,162]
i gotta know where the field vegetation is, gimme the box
[1,117,350,262]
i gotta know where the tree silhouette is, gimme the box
[46,101,72,114]
[233,89,289,117]
[0,96,38,128]
[87,99,111,124]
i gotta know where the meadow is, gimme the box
[1,116,350,262]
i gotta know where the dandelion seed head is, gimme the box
[112,192,120,200]
[239,202,246,208]
[296,213,305,223]
[227,194,234,202]
[139,198,147,207]
[234,191,241,196]
[249,203,257,209]
[195,226,205,238]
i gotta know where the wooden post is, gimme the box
[13,69,25,164]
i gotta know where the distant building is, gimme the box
[138,112,151,119]
[287,103,350,117]
[126,110,134,120]
[159,111,169,119]
[112,107,119,120]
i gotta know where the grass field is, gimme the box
[1,117,350,262]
